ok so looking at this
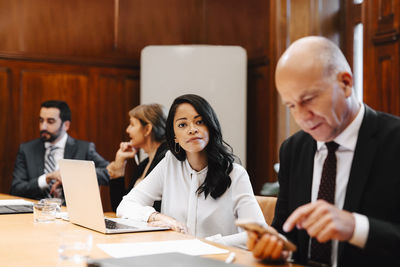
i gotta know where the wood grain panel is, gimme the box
[19,70,90,142]
[203,0,270,60]
[364,46,400,115]
[342,1,362,70]
[117,0,201,61]
[87,73,140,161]
[363,0,400,116]
[0,68,12,192]
[247,65,277,192]
[0,0,114,57]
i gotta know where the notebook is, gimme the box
[87,252,244,267]
[59,159,168,234]
[0,199,33,214]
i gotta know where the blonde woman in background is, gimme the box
[107,104,168,211]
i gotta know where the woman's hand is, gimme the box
[116,142,137,162]
[107,142,137,179]
[148,212,188,234]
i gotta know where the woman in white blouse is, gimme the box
[117,94,265,248]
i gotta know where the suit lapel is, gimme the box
[34,140,45,174]
[64,136,77,159]
[343,105,378,212]
[296,135,316,206]
[294,134,316,260]
[338,105,379,259]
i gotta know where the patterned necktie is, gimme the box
[44,146,61,198]
[310,141,339,266]
[44,145,58,174]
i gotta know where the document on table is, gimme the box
[97,239,229,258]
[0,199,34,206]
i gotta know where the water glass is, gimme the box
[33,202,57,222]
[40,198,62,216]
[58,232,93,267]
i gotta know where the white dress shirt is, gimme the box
[38,133,68,189]
[311,104,369,267]
[117,151,266,248]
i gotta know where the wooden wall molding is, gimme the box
[372,0,399,45]
[372,29,400,45]
[0,51,140,69]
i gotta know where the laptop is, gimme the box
[59,159,168,234]
[0,199,33,214]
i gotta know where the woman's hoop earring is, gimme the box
[174,142,181,154]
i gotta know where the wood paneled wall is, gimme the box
[363,0,400,116]
[0,0,277,208]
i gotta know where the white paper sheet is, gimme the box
[0,199,34,206]
[97,239,229,258]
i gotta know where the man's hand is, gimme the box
[45,170,61,184]
[45,170,62,197]
[283,199,355,243]
[247,230,290,261]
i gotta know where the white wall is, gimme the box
[141,45,247,166]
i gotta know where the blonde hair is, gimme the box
[129,103,167,142]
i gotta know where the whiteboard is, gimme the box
[141,45,247,166]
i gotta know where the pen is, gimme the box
[225,252,236,264]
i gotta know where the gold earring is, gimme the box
[174,142,180,153]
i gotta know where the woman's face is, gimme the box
[173,103,209,155]
[126,116,147,148]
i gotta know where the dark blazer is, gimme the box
[10,136,109,200]
[109,142,168,211]
[273,105,400,267]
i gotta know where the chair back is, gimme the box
[255,195,277,225]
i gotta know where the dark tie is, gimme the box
[310,141,339,266]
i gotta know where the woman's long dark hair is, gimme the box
[166,94,234,199]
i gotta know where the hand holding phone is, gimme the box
[236,220,297,252]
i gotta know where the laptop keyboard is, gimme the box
[0,205,33,214]
[105,219,139,230]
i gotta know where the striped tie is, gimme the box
[45,146,60,198]
[44,145,58,174]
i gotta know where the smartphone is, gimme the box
[236,220,297,252]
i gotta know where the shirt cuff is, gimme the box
[349,212,369,248]
[143,207,157,222]
[38,174,49,189]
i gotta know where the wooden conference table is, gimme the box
[0,193,303,267]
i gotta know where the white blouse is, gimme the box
[117,151,266,248]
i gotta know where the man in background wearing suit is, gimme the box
[10,100,109,200]
[247,36,400,266]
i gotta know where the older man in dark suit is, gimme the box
[247,36,400,266]
[11,100,109,200]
